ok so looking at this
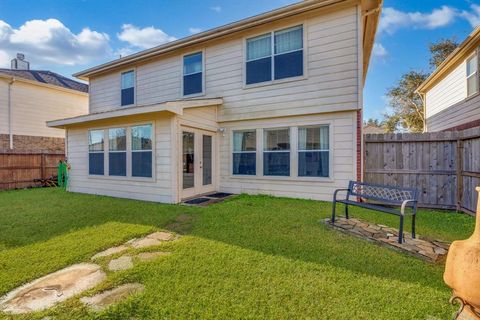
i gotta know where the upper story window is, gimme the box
[467,54,478,97]
[121,70,135,106]
[88,130,104,175]
[246,25,303,85]
[183,52,203,96]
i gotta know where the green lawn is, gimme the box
[0,188,474,319]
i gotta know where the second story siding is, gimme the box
[88,6,360,121]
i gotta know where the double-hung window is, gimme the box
[263,128,290,176]
[131,124,153,177]
[183,52,203,95]
[233,130,256,175]
[467,54,478,97]
[109,128,127,176]
[121,70,135,106]
[298,126,329,177]
[88,130,104,175]
[246,25,303,85]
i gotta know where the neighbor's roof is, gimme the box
[417,26,480,94]
[74,0,382,81]
[0,69,88,93]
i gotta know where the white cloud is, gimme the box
[189,27,202,34]
[117,24,176,50]
[372,43,387,58]
[379,6,457,34]
[461,4,480,28]
[0,18,110,68]
[210,6,222,13]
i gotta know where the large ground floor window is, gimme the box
[88,123,153,179]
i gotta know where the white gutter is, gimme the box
[7,78,15,149]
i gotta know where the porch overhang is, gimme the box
[47,98,223,128]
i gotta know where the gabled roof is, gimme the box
[0,69,88,93]
[417,26,480,94]
[74,0,382,81]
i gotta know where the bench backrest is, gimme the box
[348,181,418,205]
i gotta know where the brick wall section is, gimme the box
[356,110,362,182]
[441,119,480,132]
[0,134,65,153]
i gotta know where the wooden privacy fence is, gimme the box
[0,152,65,190]
[364,127,480,215]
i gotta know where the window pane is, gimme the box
[109,152,126,176]
[233,153,256,175]
[89,130,104,152]
[121,71,134,89]
[246,57,272,85]
[183,73,202,95]
[274,25,303,54]
[121,87,134,106]
[109,128,126,151]
[264,128,290,151]
[274,50,303,80]
[132,125,152,150]
[298,126,329,150]
[132,151,152,177]
[298,151,329,177]
[247,34,271,61]
[263,152,290,176]
[89,153,104,175]
[467,55,478,76]
[203,135,212,185]
[468,74,479,96]
[183,132,194,189]
[184,52,202,75]
[233,131,256,152]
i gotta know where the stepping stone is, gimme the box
[91,245,129,260]
[137,251,171,262]
[108,256,133,271]
[0,263,106,314]
[80,283,144,311]
[129,237,162,249]
[146,232,174,241]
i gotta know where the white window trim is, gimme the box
[466,52,479,98]
[243,22,308,89]
[181,49,206,98]
[229,122,334,182]
[87,122,155,182]
[120,68,136,107]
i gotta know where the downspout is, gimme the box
[7,78,15,150]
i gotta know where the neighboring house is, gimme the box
[48,0,382,203]
[418,27,480,132]
[0,54,88,152]
[363,124,385,134]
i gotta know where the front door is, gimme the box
[181,127,215,199]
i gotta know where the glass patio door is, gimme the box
[181,127,215,199]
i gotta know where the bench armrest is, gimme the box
[333,189,350,201]
[400,199,417,215]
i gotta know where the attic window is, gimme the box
[467,54,478,97]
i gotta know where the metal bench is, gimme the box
[332,181,419,243]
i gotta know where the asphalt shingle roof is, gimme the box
[0,69,88,93]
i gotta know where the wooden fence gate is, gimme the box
[0,152,65,190]
[364,127,480,215]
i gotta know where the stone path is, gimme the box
[323,217,450,262]
[0,231,177,314]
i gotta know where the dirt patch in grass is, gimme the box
[166,214,196,235]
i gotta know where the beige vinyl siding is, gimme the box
[0,80,88,137]
[88,6,359,121]
[0,80,8,134]
[425,61,466,120]
[66,113,176,203]
[178,106,218,132]
[218,111,356,201]
[426,92,480,131]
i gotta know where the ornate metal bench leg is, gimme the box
[345,204,349,219]
[398,215,404,243]
[411,215,416,239]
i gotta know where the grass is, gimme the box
[0,188,474,319]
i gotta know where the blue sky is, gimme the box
[0,0,479,120]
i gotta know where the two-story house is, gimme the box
[1,54,88,152]
[47,0,382,203]
[418,26,480,132]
